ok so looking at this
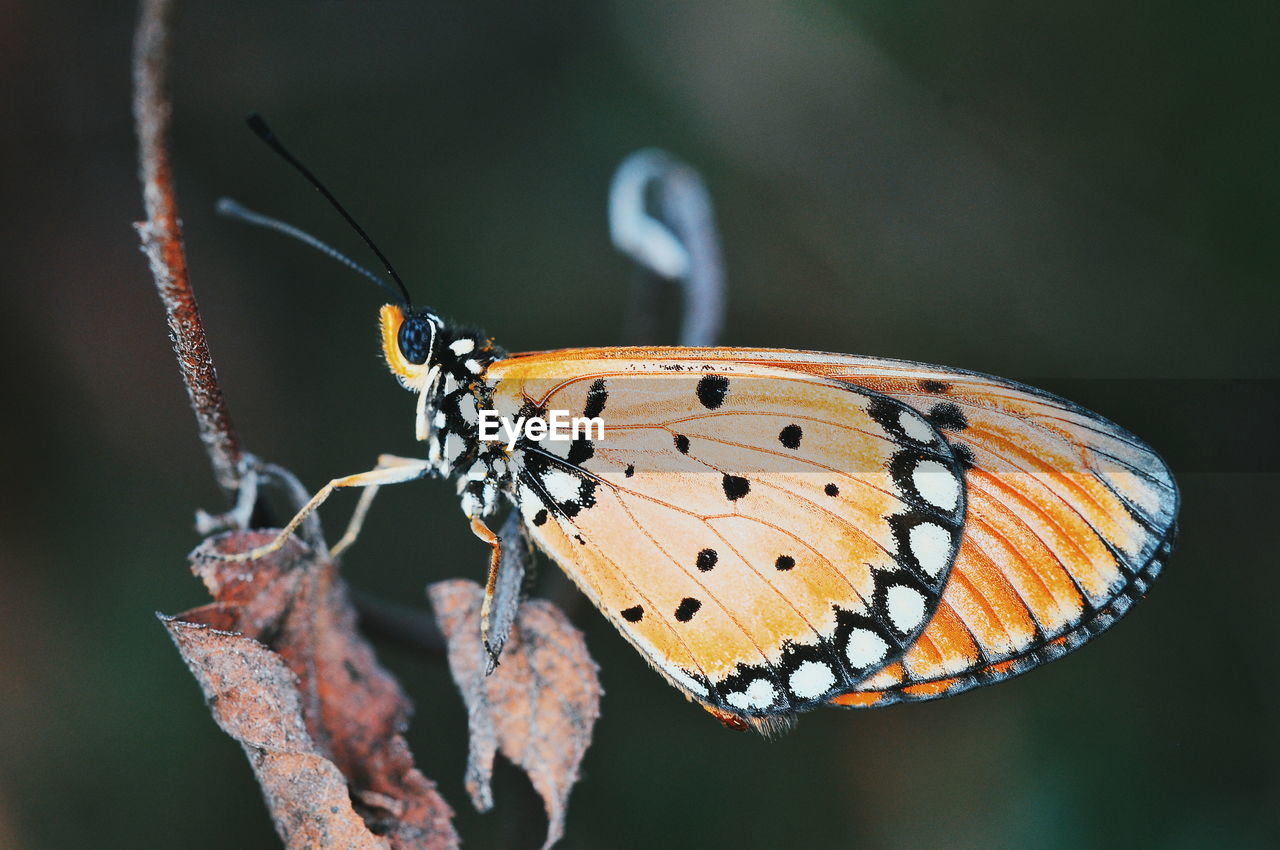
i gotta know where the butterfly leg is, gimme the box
[469,511,530,673]
[222,456,433,562]
[330,454,429,559]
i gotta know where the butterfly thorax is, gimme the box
[419,327,511,517]
[378,304,515,518]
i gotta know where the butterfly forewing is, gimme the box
[486,357,967,716]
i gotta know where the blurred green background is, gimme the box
[2,2,1277,848]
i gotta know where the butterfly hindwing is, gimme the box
[485,356,967,719]
[809,359,1178,706]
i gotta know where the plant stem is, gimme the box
[133,0,243,496]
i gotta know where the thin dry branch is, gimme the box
[134,10,625,840]
[133,0,242,494]
[132,0,446,668]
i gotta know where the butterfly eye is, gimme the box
[398,315,435,365]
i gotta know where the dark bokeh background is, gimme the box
[3,2,1277,848]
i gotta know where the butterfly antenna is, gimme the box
[216,198,402,299]
[245,113,413,306]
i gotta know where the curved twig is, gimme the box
[133,0,243,495]
[609,149,727,347]
[548,152,728,619]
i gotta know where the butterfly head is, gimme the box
[380,303,445,391]
[379,302,501,395]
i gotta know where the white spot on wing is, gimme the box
[885,585,927,632]
[909,522,952,577]
[912,459,960,511]
[725,679,777,710]
[845,628,889,668]
[517,484,543,523]
[444,432,465,463]
[788,660,836,699]
[542,468,580,503]
[898,410,936,443]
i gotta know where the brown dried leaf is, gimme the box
[162,617,386,849]
[428,579,601,850]
[165,531,458,850]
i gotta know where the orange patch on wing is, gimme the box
[902,679,957,698]
[829,691,886,708]
[901,600,980,680]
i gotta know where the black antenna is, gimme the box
[245,113,413,306]
[216,198,404,301]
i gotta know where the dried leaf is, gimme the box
[162,617,386,849]
[165,531,458,849]
[428,579,601,850]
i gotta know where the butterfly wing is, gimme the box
[485,355,968,722]
[485,347,1177,719]
[802,356,1178,706]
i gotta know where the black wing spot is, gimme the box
[696,548,718,572]
[920,379,950,393]
[532,508,548,527]
[621,605,644,622]
[775,555,795,571]
[566,438,595,466]
[778,424,802,449]
[624,464,635,478]
[560,501,581,518]
[866,397,900,433]
[584,378,608,419]
[696,374,730,409]
[926,402,968,432]
[578,478,599,509]
[675,597,702,622]
[722,475,751,500]
[674,434,690,454]
[952,443,976,470]
[824,483,840,497]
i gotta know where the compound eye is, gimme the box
[398,315,434,365]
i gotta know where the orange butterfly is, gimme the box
[229,121,1178,734]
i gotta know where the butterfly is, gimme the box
[228,119,1178,733]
